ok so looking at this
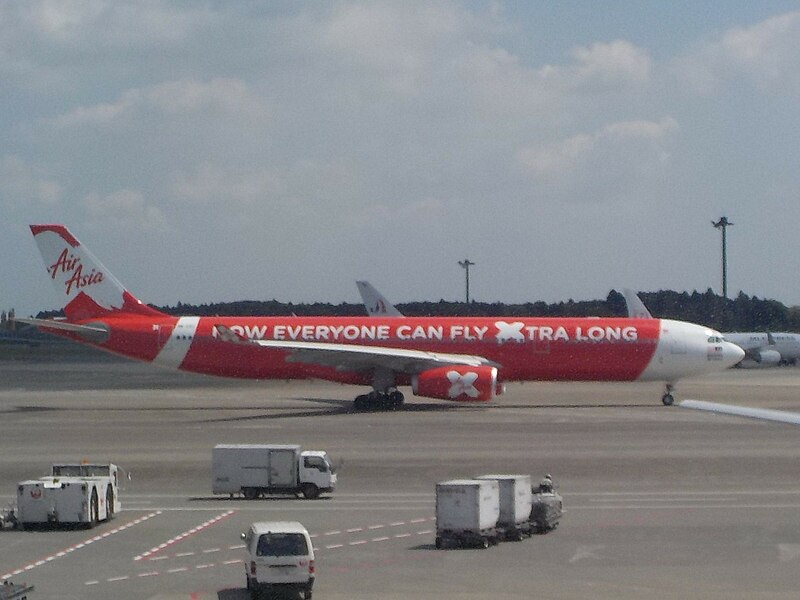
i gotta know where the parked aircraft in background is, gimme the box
[19,225,743,410]
[721,332,800,367]
[622,289,799,367]
[356,281,403,317]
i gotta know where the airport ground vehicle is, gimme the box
[435,479,500,549]
[0,503,16,529]
[475,474,533,540]
[242,521,315,600]
[212,445,336,500]
[0,581,34,600]
[530,486,563,533]
[16,463,120,529]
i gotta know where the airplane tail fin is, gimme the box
[30,224,165,321]
[622,288,653,319]
[356,280,404,318]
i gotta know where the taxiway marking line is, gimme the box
[134,510,235,561]
[1,511,162,581]
[86,525,438,587]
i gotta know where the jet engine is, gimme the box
[738,348,781,368]
[411,365,504,402]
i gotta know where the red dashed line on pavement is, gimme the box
[1,511,162,581]
[134,510,235,561]
[85,520,439,587]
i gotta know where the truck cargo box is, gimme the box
[212,444,301,495]
[435,479,499,548]
[474,474,532,527]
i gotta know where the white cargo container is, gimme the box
[212,444,336,500]
[16,463,120,529]
[475,474,533,539]
[435,479,499,549]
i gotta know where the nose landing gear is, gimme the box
[662,383,675,406]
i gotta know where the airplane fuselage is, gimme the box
[54,315,734,386]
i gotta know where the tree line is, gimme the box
[130,289,800,333]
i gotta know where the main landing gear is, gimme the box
[662,383,675,406]
[353,389,405,412]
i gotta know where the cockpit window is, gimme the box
[707,336,723,344]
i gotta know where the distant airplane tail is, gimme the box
[356,280,404,318]
[30,224,165,321]
[622,288,653,319]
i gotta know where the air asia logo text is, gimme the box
[48,248,104,295]
[447,370,479,399]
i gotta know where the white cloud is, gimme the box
[81,189,167,230]
[567,40,652,90]
[320,2,482,96]
[517,116,677,179]
[675,11,800,94]
[12,0,212,46]
[170,163,285,206]
[0,155,62,207]
[53,78,267,128]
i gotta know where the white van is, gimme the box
[243,521,315,599]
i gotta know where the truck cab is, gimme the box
[299,451,336,498]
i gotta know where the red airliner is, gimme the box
[20,225,743,410]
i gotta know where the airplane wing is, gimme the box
[214,325,496,374]
[680,399,800,425]
[356,281,404,318]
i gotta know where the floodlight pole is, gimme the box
[712,216,733,298]
[458,259,475,304]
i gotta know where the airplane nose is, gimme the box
[725,342,745,367]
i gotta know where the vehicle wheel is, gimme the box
[90,488,99,526]
[301,483,319,499]
[243,488,259,500]
[435,536,443,549]
[662,393,674,406]
[106,485,114,518]
[388,390,404,410]
[480,537,489,549]
[353,395,368,411]
[305,590,313,600]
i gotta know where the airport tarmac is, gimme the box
[1,356,800,599]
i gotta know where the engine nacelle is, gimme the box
[738,348,781,368]
[411,365,504,402]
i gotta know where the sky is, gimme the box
[3,1,800,316]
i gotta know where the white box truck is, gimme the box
[435,479,500,549]
[475,474,533,540]
[16,463,120,529]
[212,444,336,500]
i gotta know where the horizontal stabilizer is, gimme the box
[14,317,109,343]
[680,399,800,425]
